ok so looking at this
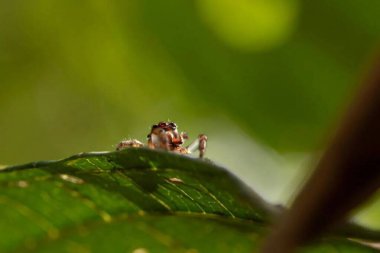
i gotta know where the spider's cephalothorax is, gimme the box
[116,121,207,158]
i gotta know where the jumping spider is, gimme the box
[116,121,208,158]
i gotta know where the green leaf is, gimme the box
[0,149,377,252]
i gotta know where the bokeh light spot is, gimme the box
[196,0,299,52]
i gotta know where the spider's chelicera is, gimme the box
[116,121,208,158]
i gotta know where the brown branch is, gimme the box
[261,53,380,253]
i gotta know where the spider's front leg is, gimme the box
[186,134,208,158]
[116,139,144,151]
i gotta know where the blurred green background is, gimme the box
[1,0,380,227]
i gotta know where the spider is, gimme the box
[116,121,208,158]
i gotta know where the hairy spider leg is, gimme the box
[116,139,144,151]
[186,134,208,158]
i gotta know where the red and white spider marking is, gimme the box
[116,121,207,158]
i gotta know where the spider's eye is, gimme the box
[152,124,158,129]
[158,122,167,127]
[169,122,177,129]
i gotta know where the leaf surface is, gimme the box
[0,148,377,252]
